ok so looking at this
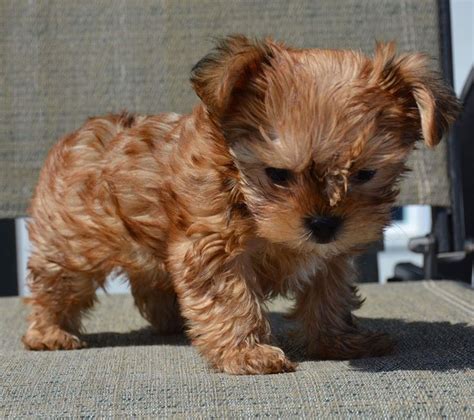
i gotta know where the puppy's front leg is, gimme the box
[169,235,296,375]
[291,257,394,360]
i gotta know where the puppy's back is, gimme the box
[28,112,158,275]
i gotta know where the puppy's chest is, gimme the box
[252,248,323,294]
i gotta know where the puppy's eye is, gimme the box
[265,167,293,186]
[353,169,377,184]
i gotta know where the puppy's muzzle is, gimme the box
[305,216,342,244]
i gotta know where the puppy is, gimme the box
[23,36,458,374]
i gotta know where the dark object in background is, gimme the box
[0,219,18,296]
[442,66,474,284]
[459,68,474,256]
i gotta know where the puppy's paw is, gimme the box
[219,344,297,375]
[311,330,395,360]
[22,327,86,351]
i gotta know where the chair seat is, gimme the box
[1,280,472,417]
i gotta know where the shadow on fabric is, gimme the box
[82,313,474,373]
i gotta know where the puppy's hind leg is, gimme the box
[22,253,101,350]
[129,268,184,335]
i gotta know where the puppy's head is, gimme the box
[191,36,459,255]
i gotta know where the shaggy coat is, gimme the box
[23,36,458,374]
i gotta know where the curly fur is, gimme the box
[23,36,459,374]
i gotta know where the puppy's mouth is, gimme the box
[304,215,343,244]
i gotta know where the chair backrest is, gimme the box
[0,0,451,218]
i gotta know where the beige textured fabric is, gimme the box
[0,281,473,417]
[0,0,451,218]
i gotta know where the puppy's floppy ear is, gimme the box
[374,42,460,147]
[190,35,273,117]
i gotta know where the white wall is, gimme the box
[451,0,474,96]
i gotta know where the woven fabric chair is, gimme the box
[0,0,454,215]
[1,0,472,416]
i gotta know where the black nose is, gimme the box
[305,216,342,244]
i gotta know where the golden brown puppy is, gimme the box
[23,36,458,374]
